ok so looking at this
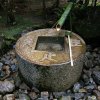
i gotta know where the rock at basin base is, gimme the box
[3,94,15,100]
[60,96,71,100]
[0,80,15,94]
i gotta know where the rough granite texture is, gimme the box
[16,29,86,91]
[17,55,84,91]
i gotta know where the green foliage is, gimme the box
[0,16,2,19]
[96,2,100,6]
[0,15,33,40]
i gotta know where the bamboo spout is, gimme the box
[56,2,73,31]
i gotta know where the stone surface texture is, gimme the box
[16,29,86,91]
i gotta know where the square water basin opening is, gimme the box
[35,36,65,51]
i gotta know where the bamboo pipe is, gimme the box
[56,2,73,31]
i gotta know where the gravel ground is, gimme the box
[0,45,100,100]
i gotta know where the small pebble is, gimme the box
[85,85,96,90]
[41,91,49,98]
[74,93,84,99]
[85,52,92,59]
[10,59,17,65]
[13,45,16,49]
[5,55,11,60]
[19,89,28,94]
[49,93,53,100]
[1,65,11,80]
[84,60,93,69]
[82,74,89,83]
[93,48,99,53]
[3,94,15,100]
[92,52,98,58]
[0,62,3,68]
[13,91,19,98]
[5,60,11,65]
[79,88,87,93]
[19,93,30,100]
[1,57,6,62]
[0,95,2,100]
[87,95,97,100]
[73,82,81,92]
[92,71,100,85]
[98,86,100,91]
[60,96,71,100]
[53,92,66,98]
[86,45,92,52]
[93,90,100,100]
[37,98,45,100]
[0,70,6,78]
[0,80,15,94]
[10,65,17,72]
[29,92,38,100]
[32,87,39,93]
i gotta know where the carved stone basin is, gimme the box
[15,29,86,91]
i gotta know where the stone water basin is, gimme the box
[15,29,86,91]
